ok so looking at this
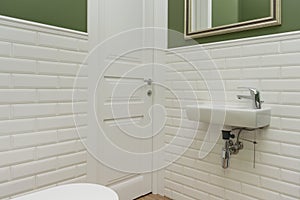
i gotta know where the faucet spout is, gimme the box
[237,95,253,100]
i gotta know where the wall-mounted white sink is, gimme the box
[186,104,271,128]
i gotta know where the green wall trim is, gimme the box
[169,0,300,48]
[0,0,87,32]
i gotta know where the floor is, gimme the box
[135,194,171,200]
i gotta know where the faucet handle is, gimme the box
[237,87,259,95]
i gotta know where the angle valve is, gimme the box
[222,130,235,140]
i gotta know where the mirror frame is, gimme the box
[184,0,281,39]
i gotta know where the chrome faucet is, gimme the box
[237,87,263,109]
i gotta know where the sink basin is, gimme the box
[186,104,271,128]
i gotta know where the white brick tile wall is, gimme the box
[36,141,78,159]
[209,195,224,200]
[261,177,300,198]
[38,89,87,102]
[165,32,300,200]
[242,67,280,79]
[0,73,11,88]
[58,49,86,64]
[0,167,10,183]
[0,89,37,104]
[225,80,260,91]
[262,79,300,91]
[0,118,35,135]
[0,136,11,152]
[261,129,300,145]
[220,69,242,79]
[194,179,225,198]
[13,103,57,118]
[37,33,78,50]
[281,118,300,131]
[76,140,86,152]
[255,140,281,154]
[57,151,86,169]
[225,190,257,200]
[12,130,57,148]
[12,74,59,89]
[184,185,210,199]
[11,157,57,179]
[183,166,209,182]
[281,38,300,53]
[0,26,36,44]
[57,127,84,142]
[210,46,241,59]
[75,163,87,176]
[271,104,300,118]
[281,143,300,158]
[58,102,88,115]
[209,174,242,193]
[242,183,280,200]
[0,177,35,198]
[281,92,300,105]
[37,61,79,76]
[240,42,279,57]
[36,166,77,187]
[281,66,300,78]
[0,148,35,167]
[234,56,261,68]
[0,41,11,56]
[226,168,260,186]
[58,175,87,185]
[261,53,300,67]
[78,40,89,52]
[280,194,300,200]
[0,57,36,74]
[59,76,88,89]
[261,92,281,104]
[0,22,88,199]
[0,105,10,120]
[13,44,59,61]
[280,169,300,185]
[35,115,75,130]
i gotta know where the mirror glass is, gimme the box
[185,0,281,38]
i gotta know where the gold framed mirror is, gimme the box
[185,0,281,39]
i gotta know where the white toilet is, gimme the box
[11,183,119,200]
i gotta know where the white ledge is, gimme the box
[0,15,88,40]
[170,30,300,51]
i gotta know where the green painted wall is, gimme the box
[169,0,300,48]
[0,0,87,32]
[239,0,270,22]
[212,0,270,27]
[212,0,239,27]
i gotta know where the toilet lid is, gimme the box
[12,183,119,200]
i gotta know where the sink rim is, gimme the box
[186,104,271,111]
[186,103,271,128]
